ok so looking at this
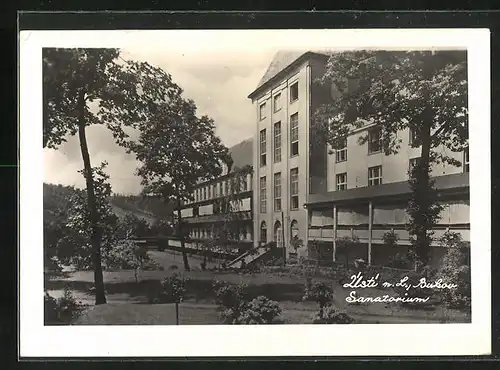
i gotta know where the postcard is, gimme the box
[19,28,491,357]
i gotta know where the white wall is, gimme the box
[252,61,311,253]
[327,126,467,192]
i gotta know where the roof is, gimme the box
[248,51,330,100]
[229,137,253,170]
[305,173,470,207]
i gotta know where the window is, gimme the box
[260,129,267,167]
[290,113,299,156]
[273,93,282,112]
[368,166,383,186]
[203,187,207,200]
[336,172,347,191]
[409,127,420,148]
[208,185,212,199]
[259,102,266,120]
[408,157,421,176]
[213,184,217,198]
[368,127,382,154]
[290,81,299,102]
[336,137,347,163]
[274,121,281,163]
[274,172,282,212]
[290,168,299,209]
[260,221,267,244]
[260,176,267,213]
[464,147,469,173]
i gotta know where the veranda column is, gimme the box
[368,201,373,266]
[333,204,337,262]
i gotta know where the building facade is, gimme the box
[179,138,254,254]
[249,50,470,267]
[248,51,332,256]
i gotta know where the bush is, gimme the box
[437,232,471,310]
[312,304,354,324]
[302,280,334,309]
[44,287,87,324]
[213,279,248,310]
[156,273,188,304]
[389,252,412,270]
[104,241,149,270]
[213,280,281,324]
[233,296,282,325]
[382,230,399,247]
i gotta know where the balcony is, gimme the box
[182,211,252,224]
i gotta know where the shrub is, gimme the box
[104,241,149,270]
[388,252,412,270]
[213,280,281,324]
[233,296,282,325]
[169,264,179,270]
[157,273,188,304]
[437,231,471,310]
[312,304,354,324]
[302,281,334,309]
[213,279,248,310]
[382,230,399,247]
[44,287,87,324]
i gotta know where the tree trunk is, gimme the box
[77,100,106,305]
[411,54,439,269]
[176,205,190,271]
[175,302,179,325]
[415,119,432,268]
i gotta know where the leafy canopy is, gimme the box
[314,50,468,166]
[43,48,185,150]
[128,88,232,204]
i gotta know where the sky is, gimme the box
[43,44,276,195]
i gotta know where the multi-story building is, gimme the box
[248,50,469,267]
[179,138,254,255]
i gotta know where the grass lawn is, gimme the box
[75,302,221,325]
[46,250,471,325]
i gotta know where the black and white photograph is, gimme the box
[20,28,490,357]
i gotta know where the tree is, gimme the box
[159,274,188,325]
[56,163,119,271]
[116,212,151,239]
[314,50,468,268]
[43,48,188,303]
[128,91,231,271]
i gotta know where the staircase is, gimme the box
[226,242,279,268]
